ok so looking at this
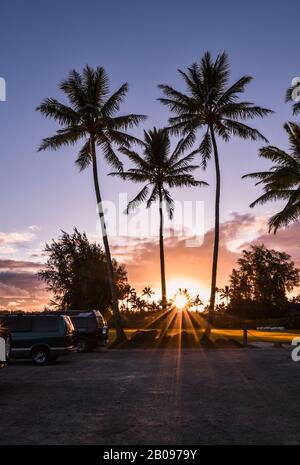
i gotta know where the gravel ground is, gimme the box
[0,347,299,445]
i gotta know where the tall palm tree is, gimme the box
[110,127,207,308]
[37,65,146,341]
[158,51,272,322]
[243,122,300,233]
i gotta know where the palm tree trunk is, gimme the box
[209,126,221,325]
[90,137,126,342]
[159,191,167,309]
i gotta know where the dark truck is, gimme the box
[56,310,109,352]
[0,314,74,365]
[0,325,10,368]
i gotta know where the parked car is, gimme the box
[0,325,10,368]
[56,310,109,352]
[0,314,74,365]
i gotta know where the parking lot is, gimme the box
[1,347,300,445]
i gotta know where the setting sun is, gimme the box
[167,278,210,302]
[173,293,189,309]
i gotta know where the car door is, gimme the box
[32,316,60,348]
[6,317,33,357]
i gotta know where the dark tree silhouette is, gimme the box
[228,244,299,318]
[39,229,128,312]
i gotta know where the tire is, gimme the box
[31,347,50,366]
[75,339,89,353]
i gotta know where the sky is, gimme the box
[0,0,300,309]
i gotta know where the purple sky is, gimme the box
[0,0,300,308]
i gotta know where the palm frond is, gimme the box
[38,126,85,151]
[146,185,159,208]
[220,102,273,120]
[168,133,196,164]
[36,98,78,125]
[161,188,174,219]
[97,135,123,171]
[217,76,252,106]
[60,69,86,109]
[75,140,92,171]
[126,185,149,213]
[223,119,268,142]
[109,171,150,183]
[199,129,212,168]
[110,114,147,131]
[102,83,128,116]
[269,199,300,233]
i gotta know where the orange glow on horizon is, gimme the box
[153,277,209,303]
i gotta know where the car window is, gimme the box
[4,317,33,332]
[71,317,97,330]
[33,317,59,332]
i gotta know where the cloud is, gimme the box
[0,259,43,272]
[246,221,300,263]
[0,231,35,245]
[28,225,42,232]
[0,260,48,311]
[0,282,30,298]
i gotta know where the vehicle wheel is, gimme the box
[31,347,50,366]
[75,339,88,353]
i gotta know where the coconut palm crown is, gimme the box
[243,122,300,233]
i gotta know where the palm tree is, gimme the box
[219,285,231,306]
[110,127,207,308]
[158,51,272,322]
[243,122,300,233]
[192,294,203,311]
[37,65,146,341]
[142,286,154,306]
